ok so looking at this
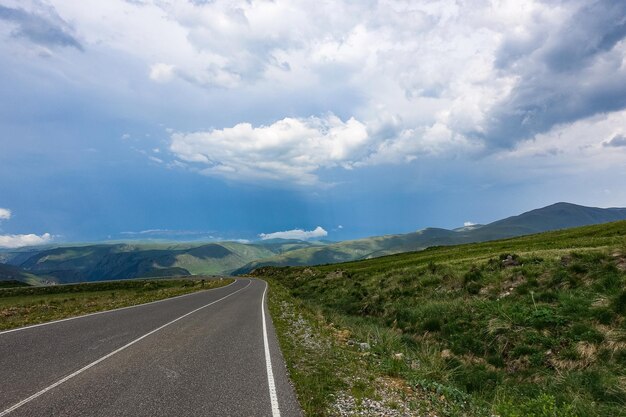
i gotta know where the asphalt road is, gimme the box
[0,278,302,417]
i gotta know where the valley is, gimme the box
[3,202,626,286]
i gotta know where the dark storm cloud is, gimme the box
[0,4,83,51]
[480,0,626,148]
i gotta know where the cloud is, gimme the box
[170,114,370,185]
[0,3,83,50]
[4,0,626,188]
[120,229,214,237]
[480,0,626,147]
[463,221,476,227]
[0,233,52,248]
[0,208,11,221]
[149,63,175,83]
[150,0,625,184]
[0,207,53,247]
[502,110,626,163]
[259,226,327,241]
[604,134,626,148]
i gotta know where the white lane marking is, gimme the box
[0,279,237,336]
[261,281,281,417]
[0,279,251,417]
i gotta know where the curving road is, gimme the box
[0,279,301,417]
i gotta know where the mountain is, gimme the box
[234,202,626,273]
[468,202,626,239]
[0,263,51,286]
[4,240,323,283]
[5,202,625,282]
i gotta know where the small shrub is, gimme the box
[527,308,566,329]
[495,393,576,417]
[454,364,501,393]
[466,281,482,295]
[568,323,604,343]
[463,267,482,283]
[536,290,558,303]
[568,263,588,274]
[614,349,626,365]
[612,290,626,315]
[421,275,442,287]
[511,344,539,358]
[550,269,569,287]
[592,307,614,325]
[486,354,505,368]
[421,318,442,332]
[427,261,440,273]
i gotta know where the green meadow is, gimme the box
[260,221,626,416]
[0,277,233,331]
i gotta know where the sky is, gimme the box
[1,0,626,247]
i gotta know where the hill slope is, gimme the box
[4,240,324,283]
[8,242,274,283]
[236,202,626,273]
[0,263,50,286]
[255,220,626,416]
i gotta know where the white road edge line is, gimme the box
[0,279,251,417]
[0,279,237,336]
[261,281,281,417]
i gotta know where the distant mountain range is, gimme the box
[233,202,626,273]
[2,202,625,284]
[0,240,325,284]
[0,262,52,286]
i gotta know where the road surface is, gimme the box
[0,278,301,416]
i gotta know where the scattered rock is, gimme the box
[393,352,404,360]
[331,389,414,417]
[359,342,371,351]
[611,251,626,271]
[560,255,572,266]
[440,349,453,359]
[327,270,345,279]
[502,255,520,267]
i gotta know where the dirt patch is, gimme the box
[326,270,345,279]
[331,376,420,417]
[498,274,526,299]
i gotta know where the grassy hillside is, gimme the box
[0,277,233,330]
[5,242,280,283]
[0,263,53,286]
[1,239,324,283]
[255,220,626,416]
[237,203,626,273]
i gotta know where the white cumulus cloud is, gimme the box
[463,221,476,227]
[259,226,327,241]
[0,233,52,248]
[0,208,11,221]
[170,114,370,185]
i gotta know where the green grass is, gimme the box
[266,277,478,416]
[257,220,626,416]
[0,277,233,331]
[237,203,626,274]
[0,280,31,289]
